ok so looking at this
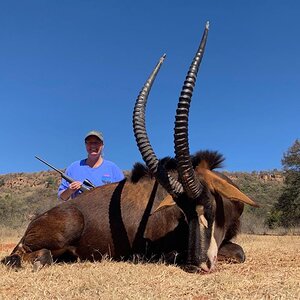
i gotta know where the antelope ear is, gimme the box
[152,194,176,214]
[196,167,259,207]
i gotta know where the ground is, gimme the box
[0,234,299,299]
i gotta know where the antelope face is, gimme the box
[199,219,218,272]
[195,188,218,272]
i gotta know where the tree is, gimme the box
[268,139,300,228]
[282,139,300,171]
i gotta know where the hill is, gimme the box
[0,169,285,234]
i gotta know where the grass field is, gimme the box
[0,235,299,300]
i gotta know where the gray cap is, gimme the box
[84,130,104,143]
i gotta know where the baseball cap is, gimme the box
[84,130,104,143]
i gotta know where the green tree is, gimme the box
[268,139,300,228]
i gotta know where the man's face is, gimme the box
[85,136,103,157]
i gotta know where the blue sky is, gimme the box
[1,1,299,174]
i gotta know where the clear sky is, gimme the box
[1,1,299,175]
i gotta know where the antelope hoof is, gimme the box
[218,242,245,263]
[32,249,53,271]
[1,254,22,269]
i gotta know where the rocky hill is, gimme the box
[0,169,284,193]
[0,169,285,233]
[0,170,60,195]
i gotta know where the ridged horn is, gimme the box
[133,54,183,197]
[174,22,209,200]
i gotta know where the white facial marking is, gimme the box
[199,214,208,228]
[207,222,218,270]
[195,206,218,271]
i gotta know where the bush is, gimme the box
[0,188,58,229]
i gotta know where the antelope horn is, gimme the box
[133,54,183,197]
[174,22,209,200]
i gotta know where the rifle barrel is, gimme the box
[35,156,63,175]
[35,155,90,193]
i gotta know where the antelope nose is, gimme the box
[200,256,216,273]
[200,262,210,273]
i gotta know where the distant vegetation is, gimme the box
[229,171,284,233]
[267,139,300,229]
[0,171,59,234]
[0,140,299,235]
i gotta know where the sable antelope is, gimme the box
[1,22,258,273]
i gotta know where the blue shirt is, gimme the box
[58,159,124,199]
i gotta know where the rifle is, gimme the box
[35,156,95,192]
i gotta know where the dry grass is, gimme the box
[0,235,299,300]
[0,227,21,245]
